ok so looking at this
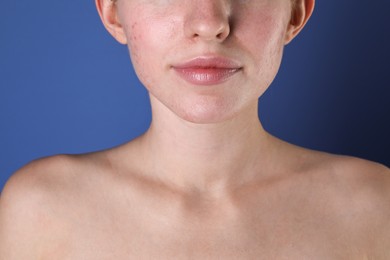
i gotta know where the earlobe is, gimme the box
[284,0,315,44]
[95,0,127,44]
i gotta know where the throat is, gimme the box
[136,115,275,196]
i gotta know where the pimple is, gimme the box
[129,23,141,41]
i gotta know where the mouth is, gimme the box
[171,56,243,86]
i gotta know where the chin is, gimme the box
[174,98,240,124]
[150,89,253,124]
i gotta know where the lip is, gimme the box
[172,56,242,86]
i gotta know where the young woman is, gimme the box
[1,0,389,258]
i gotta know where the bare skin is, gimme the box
[0,134,389,259]
[1,0,390,259]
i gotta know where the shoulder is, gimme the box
[315,155,390,258]
[0,153,110,258]
[338,157,390,258]
[321,155,390,199]
[292,150,390,257]
[294,149,390,215]
[0,154,78,206]
[0,155,76,256]
[325,156,390,224]
[293,146,390,192]
[288,145,390,201]
[1,154,92,202]
[0,152,113,212]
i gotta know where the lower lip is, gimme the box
[173,67,241,86]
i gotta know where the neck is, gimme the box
[137,98,275,197]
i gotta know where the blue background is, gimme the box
[1,0,389,191]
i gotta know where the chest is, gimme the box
[48,212,361,260]
[45,181,369,259]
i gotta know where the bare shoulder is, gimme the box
[322,155,390,198]
[0,153,110,259]
[0,155,77,258]
[1,154,76,207]
[278,138,390,257]
[2,154,77,194]
[285,142,390,201]
[313,154,390,258]
[331,154,389,177]
[0,153,102,201]
[0,152,112,214]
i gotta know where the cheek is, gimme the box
[124,21,160,90]
[244,11,286,55]
[238,9,288,81]
[123,15,177,90]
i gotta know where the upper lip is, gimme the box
[172,56,242,70]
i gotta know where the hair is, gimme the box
[110,0,297,6]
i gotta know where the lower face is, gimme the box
[116,0,292,124]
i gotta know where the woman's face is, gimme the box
[114,0,297,123]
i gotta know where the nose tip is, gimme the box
[184,1,231,42]
[190,21,230,41]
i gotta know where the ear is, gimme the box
[95,0,127,44]
[285,0,315,44]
